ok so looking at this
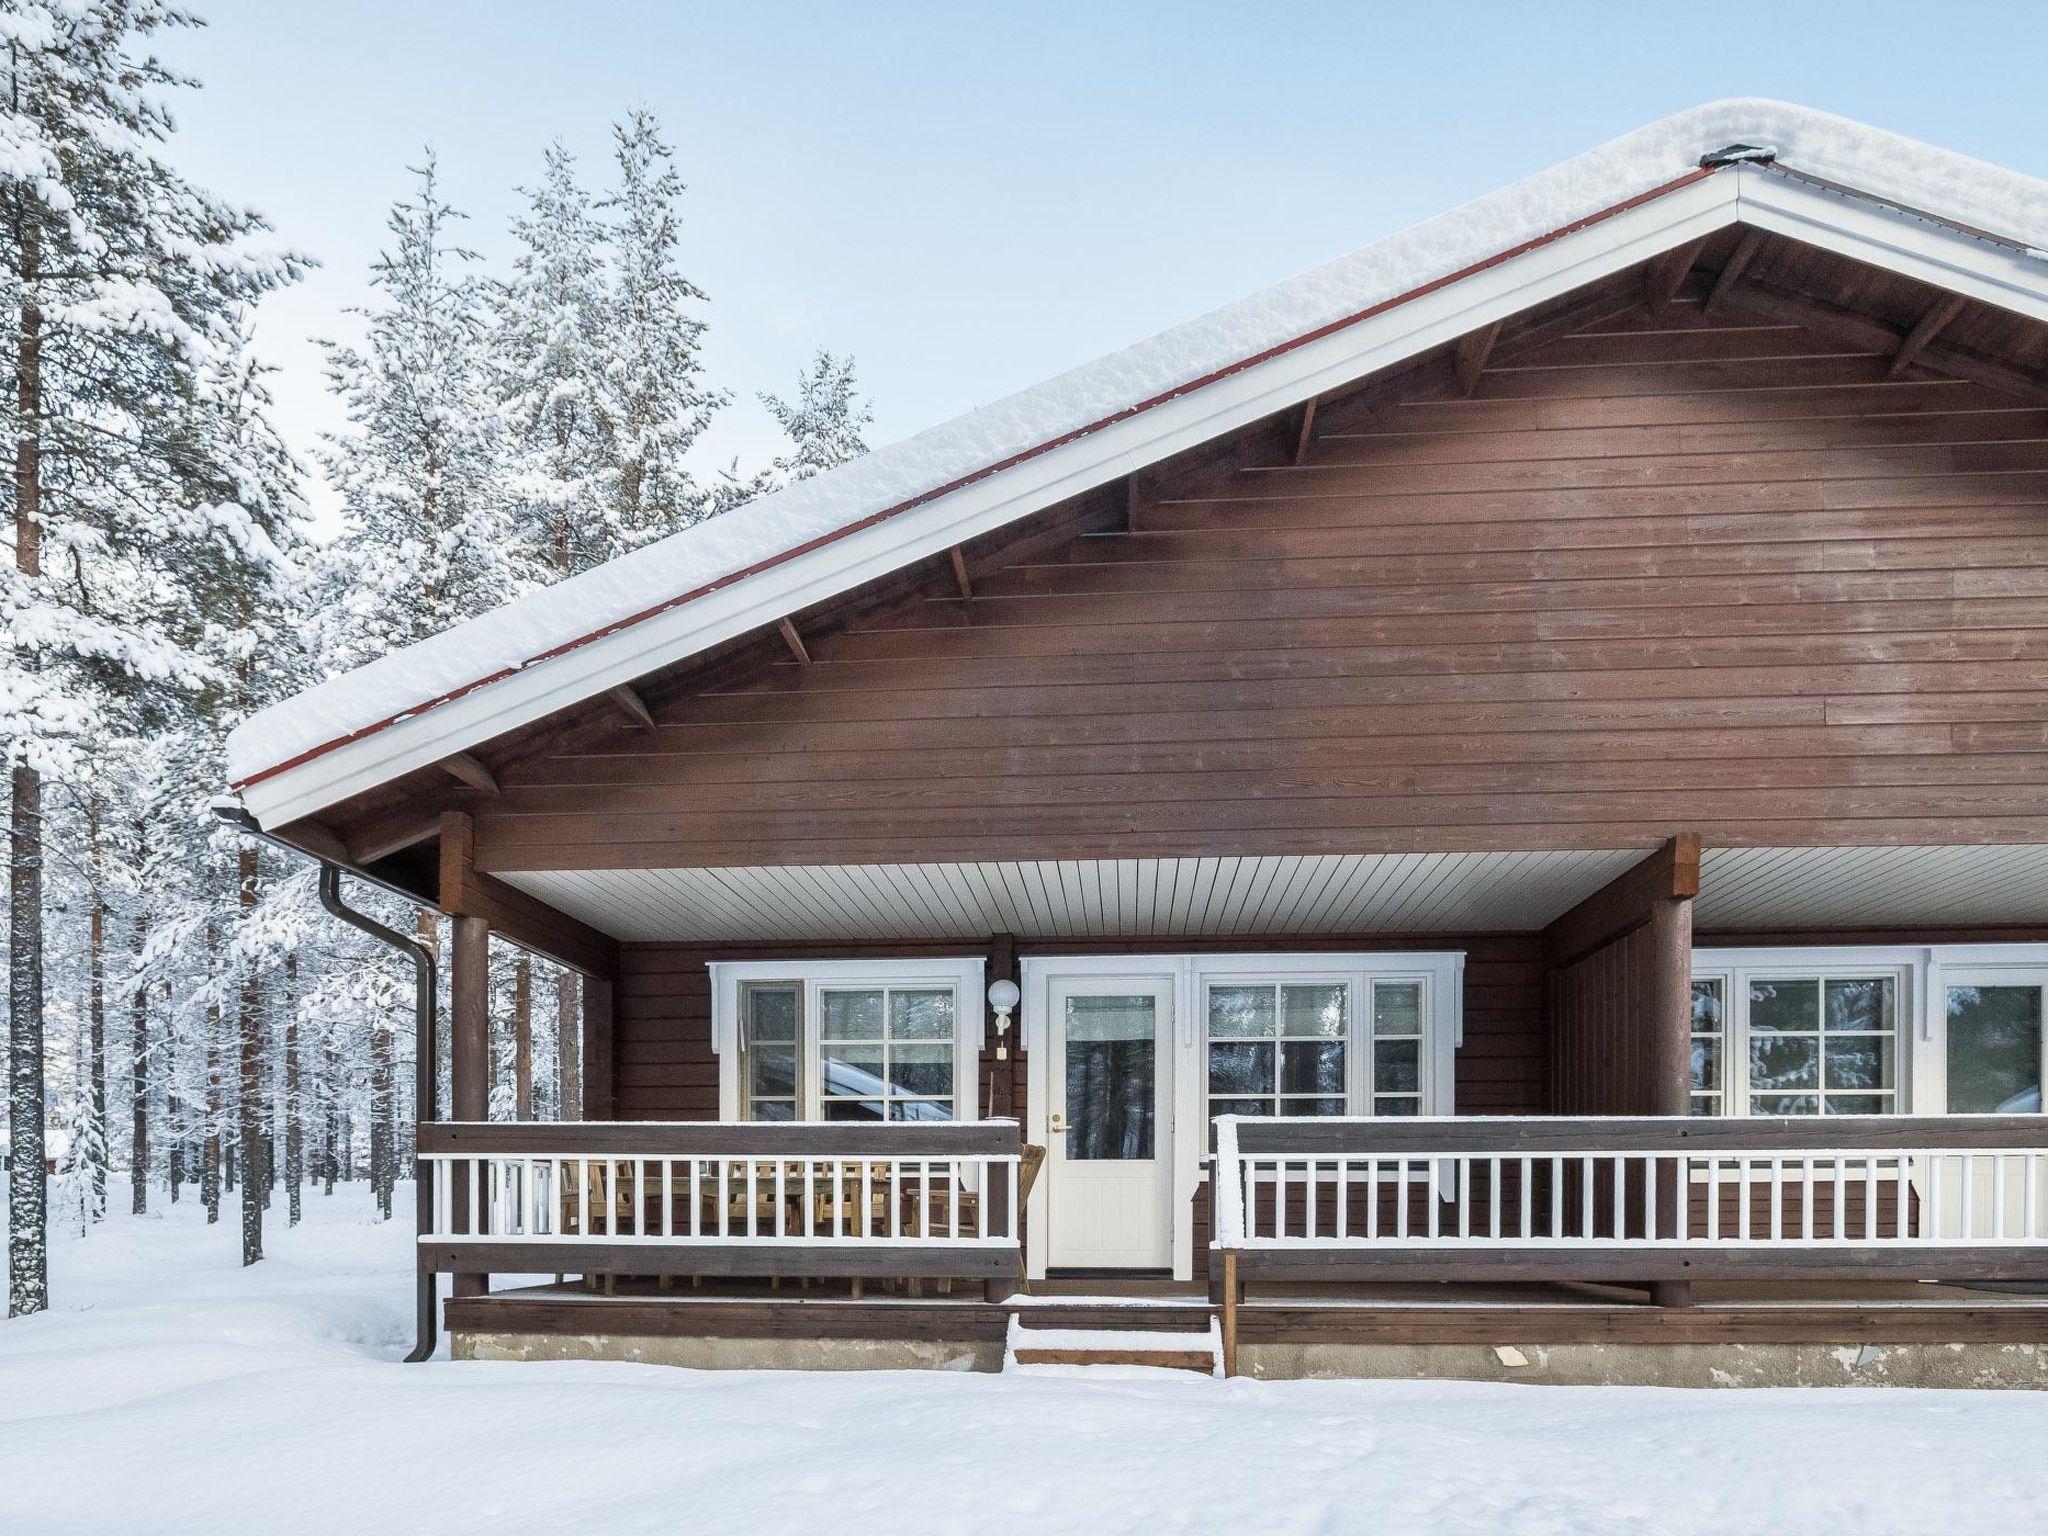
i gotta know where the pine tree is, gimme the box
[315,154,511,668]
[496,142,613,578]
[597,107,736,547]
[4,1,305,1315]
[761,349,874,484]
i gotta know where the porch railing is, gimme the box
[419,1119,1023,1285]
[1211,1114,2048,1285]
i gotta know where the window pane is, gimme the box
[890,1098,953,1122]
[822,1044,886,1097]
[1750,1035,1819,1091]
[1947,985,2044,1114]
[1688,1094,1719,1117]
[749,1099,797,1122]
[822,1098,885,1121]
[890,989,955,1041]
[1825,977,1894,1033]
[888,1043,955,1098]
[821,990,884,1040]
[1750,980,1818,1033]
[744,985,798,1043]
[1065,995,1156,1160]
[1373,983,1422,1037]
[1281,985,1347,1039]
[749,1043,798,1099]
[1281,1096,1345,1116]
[1691,978,1723,1031]
[1690,1037,1721,1093]
[1281,1039,1345,1095]
[1374,1096,1420,1117]
[1209,986,1276,1038]
[1823,1034,1894,1092]
[1823,1093,1888,1116]
[1752,1093,1820,1116]
[1374,1039,1420,1094]
[1208,1041,1274,1095]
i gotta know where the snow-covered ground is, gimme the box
[4,1182,2047,1535]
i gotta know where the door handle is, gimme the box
[1049,1112,1068,1134]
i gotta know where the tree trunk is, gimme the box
[8,210,48,1317]
[512,955,532,1120]
[236,846,263,1264]
[202,994,222,1224]
[284,955,302,1226]
[86,796,107,1222]
[130,910,149,1215]
[368,1016,393,1220]
[557,971,581,1121]
[323,1037,339,1195]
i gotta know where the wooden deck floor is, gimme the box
[448,1276,2048,1347]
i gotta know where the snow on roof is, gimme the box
[226,98,2048,792]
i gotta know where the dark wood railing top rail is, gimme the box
[420,1118,1021,1159]
[1226,1114,2048,1157]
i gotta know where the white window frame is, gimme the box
[1693,943,2048,1117]
[708,957,987,1124]
[1021,950,1463,1282]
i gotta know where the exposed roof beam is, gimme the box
[777,616,812,666]
[1888,293,1968,378]
[1292,397,1319,464]
[1645,237,1709,314]
[1715,282,2048,406]
[437,751,500,797]
[349,814,439,866]
[1452,321,1503,396]
[948,545,973,601]
[606,684,657,732]
[285,819,351,864]
[1703,229,1766,315]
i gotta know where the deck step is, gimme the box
[1003,1316,1223,1375]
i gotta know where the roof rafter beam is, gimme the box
[606,684,657,732]
[1645,236,1709,313]
[948,545,973,601]
[437,751,499,797]
[1888,293,1968,377]
[1703,228,1767,315]
[1292,397,1319,463]
[777,616,812,666]
[1452,321,1503,396]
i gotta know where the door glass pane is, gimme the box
[1064,994,1155,1160]
[1948,985,2044,1113]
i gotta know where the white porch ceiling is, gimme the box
[503,851,1643,944]
[502,846,2048,945]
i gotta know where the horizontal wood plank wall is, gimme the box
[483,300,2048,872]
[614,933,1544,1123]
[1548,925,1666,1117]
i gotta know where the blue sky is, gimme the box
[164,1,2048,527]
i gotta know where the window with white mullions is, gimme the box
[1747,975,1897,1116]
[1689,977,1726,1116]
[1370,980,1426,1117]
[1205,982,1347,1118]
[818,986,957,1122]
[739,982,801,1121]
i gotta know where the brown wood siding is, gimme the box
[1548,924,1675,1117]
[480,302,2048,874]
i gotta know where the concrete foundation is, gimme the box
[457,1329,2048,1387]
[454,1329,1005,1373]
[1238,1340,2048,1389]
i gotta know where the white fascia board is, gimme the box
[244,175,1746,831]
[1733,163,2048,324]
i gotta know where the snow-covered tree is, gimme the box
[3,0,306,1315]
[761,349,873,484]
[496,141,614,578]
[314,154,511,668]
[597,107,737,546]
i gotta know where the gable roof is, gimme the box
[227,98,2048,831]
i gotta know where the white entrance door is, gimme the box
[1044,977,1174,1269]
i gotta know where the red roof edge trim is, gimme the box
[234,164,1719,799]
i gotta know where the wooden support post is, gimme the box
[1220,1250,1240,1377]
[984,1145,1017,1302]
[450,912,490,1299]
[582,975,616,1121]
[1647,892,1695,1309]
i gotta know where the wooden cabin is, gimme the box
[224,100,2048,1384]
